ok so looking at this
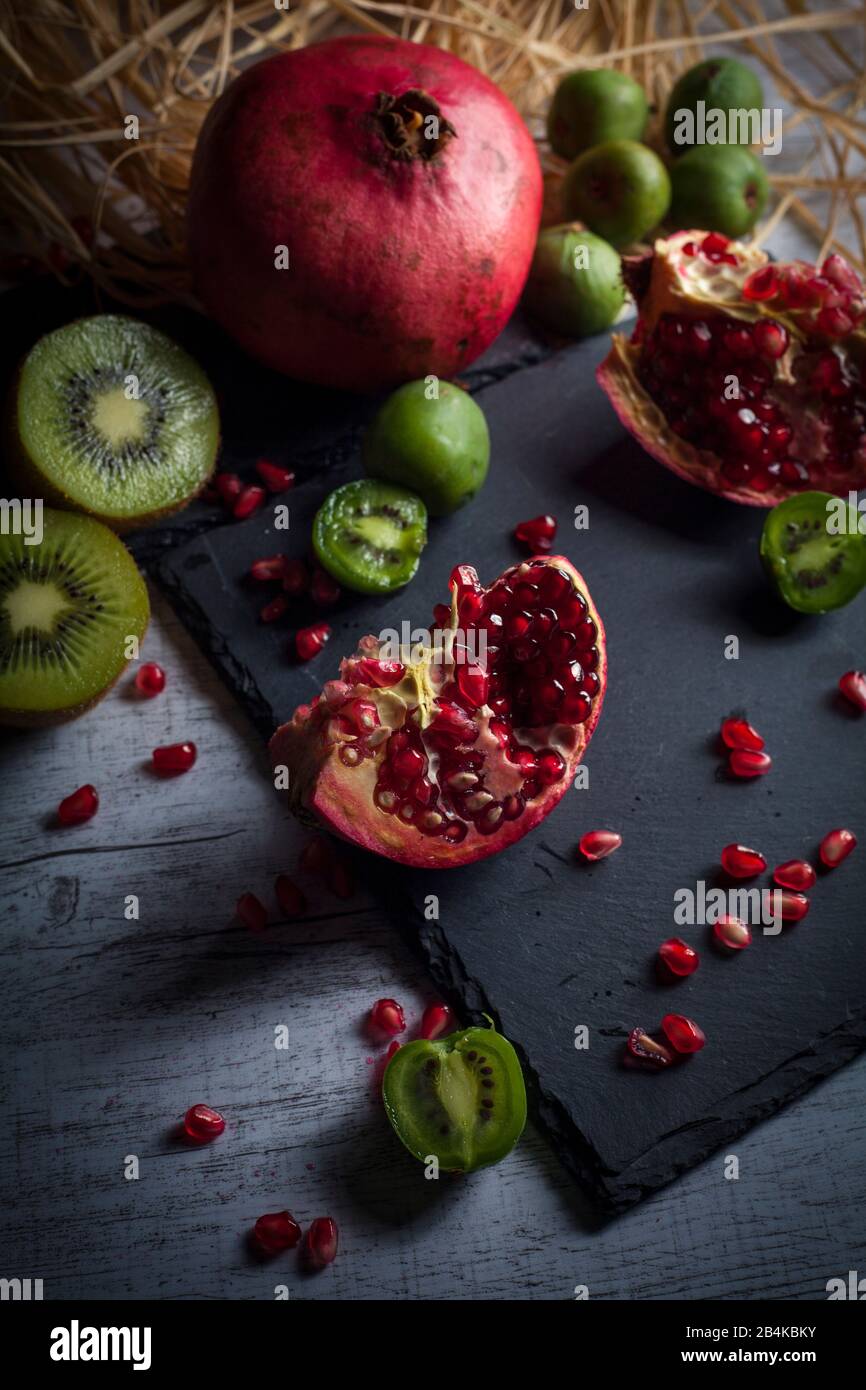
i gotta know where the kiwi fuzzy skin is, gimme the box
[5,320,221,534]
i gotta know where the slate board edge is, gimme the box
[411,905,866,1212]
[156,550,277,743]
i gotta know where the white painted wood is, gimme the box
[1,590,864,1300]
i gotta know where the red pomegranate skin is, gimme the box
[187,36,543,392]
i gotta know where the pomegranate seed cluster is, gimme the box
[325,561,603,844]
[637,235,866,492]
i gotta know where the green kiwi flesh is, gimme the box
[11,315,219,530]
[0,507,149,726]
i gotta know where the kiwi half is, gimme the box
[0,507,149,727]
[10,315,219,530]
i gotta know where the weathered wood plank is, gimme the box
[1,593,864,1299]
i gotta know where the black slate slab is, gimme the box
[157,331,866,1210]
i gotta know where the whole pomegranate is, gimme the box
[597,230,866,505]
[269,557,606,867]
[187,36,542,392]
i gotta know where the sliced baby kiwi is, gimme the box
[0,507,149,727]
[760,491,866,614]
[10,315,219,530]
[382,1025,527,1172]
[312,479,427,594]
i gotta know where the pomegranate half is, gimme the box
[187,36,542,393]
[597,230,866,505]
[270,557,606,868]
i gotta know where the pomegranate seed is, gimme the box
[254,1211,301,1253]
[183,1104,225,1142]
[392,745,425,779]
[255,459,295,493]
[816,305,853,336]
[700,232,730,256]
[250,555,287,582]
[152,741,197,774]
[303,1217,338,1270]
[342,698,380,733]
[681,241,697,256]
[296,623,330,661]
[742,265,779,301]
[819,828,857,868]
[658,937,699,977]
[311,568,341,606]
[459,589,485,624]
[821,252,863,293]
[369,998,406,1037]
[282,558,308,595]
[433,602,451,627]
[260,594,288,623]
[839,670,866,711]
[626,1027,673,1068]
[57,784,99,825]
[237,892,268,932]
[713,916,752,950]
[537,749,565,785]
[752,320,788,360]
[720,717,764,752]
[449,564,480,598]
[773,859,816,891]
[729,749,772,778]
[234,484,266,520]
[772,890,810,923]
[300,837,331,876]
[275,874,306,918]
[135,661,166,697]
[721,843,766,879]
[419,1002,453,1040]
[355,658,405,687]
[385,1040,401,1062]
[215,472,243,505]
[513,514,557,553]
[455,660,489,709]
[661,1013,706,1054]
[578,829,622,861]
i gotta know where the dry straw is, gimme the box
[0,0,864,306]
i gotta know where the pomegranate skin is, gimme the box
[187,36,542,392]
[597,230,866,506]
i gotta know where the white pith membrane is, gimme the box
[598,230,866,507]
[270,556,606,867]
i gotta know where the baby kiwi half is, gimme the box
[0,507,149,727]
[10,315,219,530]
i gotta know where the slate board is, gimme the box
[155,329,866,1211]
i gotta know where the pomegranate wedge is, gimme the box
[598,230,866,506]
[270,557,606,868]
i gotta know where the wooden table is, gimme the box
[2,588,864,1302]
